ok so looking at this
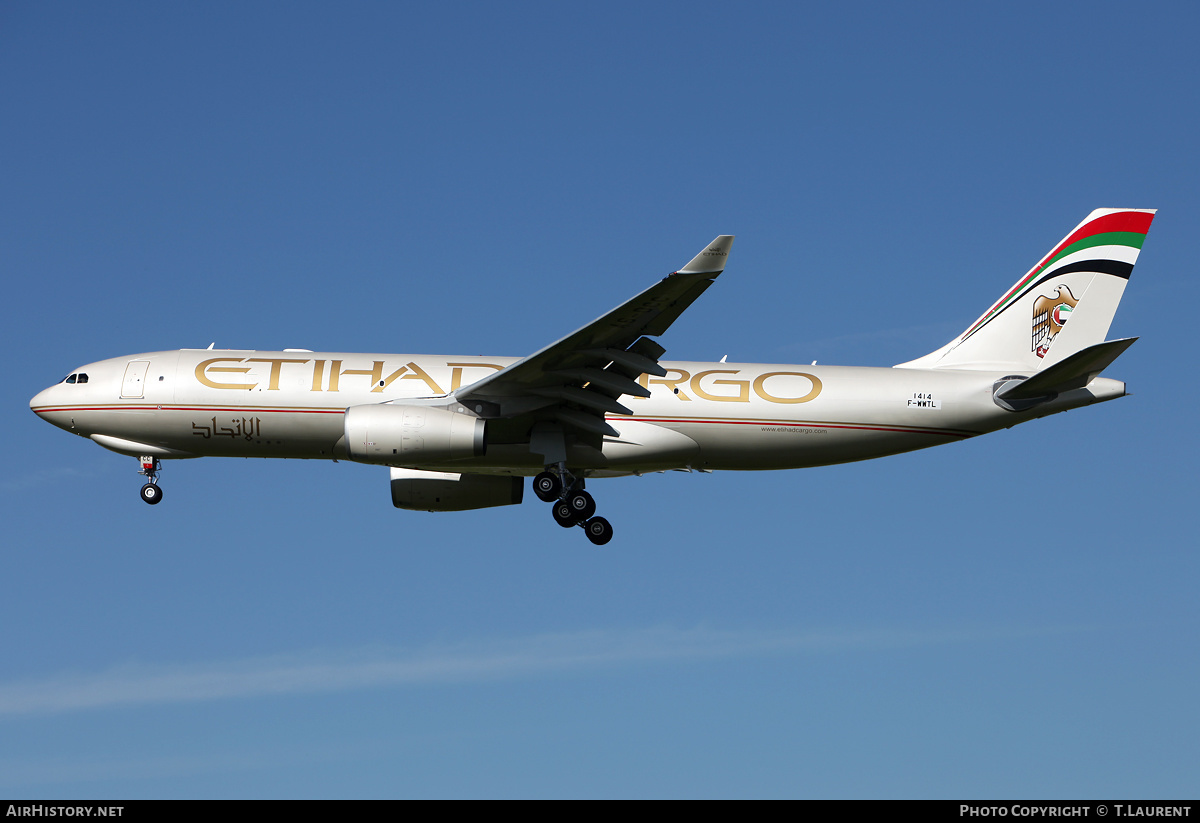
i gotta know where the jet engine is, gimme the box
[344,404,485,465]
[390,468,523,511]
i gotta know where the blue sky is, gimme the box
[2,2,1198,798]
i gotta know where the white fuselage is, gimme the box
[29,349,1125,477]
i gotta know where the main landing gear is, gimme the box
[533,468,613,545]
[138,456,163,505]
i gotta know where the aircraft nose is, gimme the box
[30,386,56,417]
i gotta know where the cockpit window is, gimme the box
[65,374,77,384]
[77,373,88,384]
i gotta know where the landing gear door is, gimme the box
[121,360,150,399]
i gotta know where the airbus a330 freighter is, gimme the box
[31,209,1154,544]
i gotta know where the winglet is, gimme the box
[678,235,735,274]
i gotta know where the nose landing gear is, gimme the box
[533,468,613,545]
[138,456,163,505]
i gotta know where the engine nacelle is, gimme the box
[345,404,485,465]
[390,468,524,511]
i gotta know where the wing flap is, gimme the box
[584,347,668,377]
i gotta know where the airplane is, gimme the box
[30,208,1155,545]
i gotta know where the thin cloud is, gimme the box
[0,624,1075,718]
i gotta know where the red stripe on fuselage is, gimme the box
[35,407,979,439]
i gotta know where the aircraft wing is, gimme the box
[455,235,734,437]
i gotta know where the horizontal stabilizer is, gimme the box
[995,337,1137,403]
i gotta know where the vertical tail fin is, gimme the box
[897,209,1156,371]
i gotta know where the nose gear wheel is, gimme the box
[137,456,163,505]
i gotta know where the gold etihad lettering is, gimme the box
[370,361,446,394]
[196,358,258,390]
[448,362,505,391]
[375,364,410,392]
[193,358,824,405]
[332,360,384,392]
[245,358,310,391]
[196,357,454,395]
